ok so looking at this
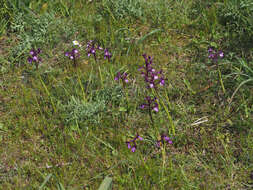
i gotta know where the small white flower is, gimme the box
[73,40,81,47]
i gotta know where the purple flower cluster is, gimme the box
[125,133,173,152]
[140,96,159,113]
[65,48,80,60]
[156,134,173,148]
[208,47,224,62]
[65,48,80,67]
[114,71,129,84]
[63,40,112,67]
[126,134,143,152]
[104,48,112,61]
[139,54,165,89]
[27,48,42,69]
[86,40,103,61]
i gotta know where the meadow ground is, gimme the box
[0,0,252,189]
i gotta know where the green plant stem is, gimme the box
[218,66,226,94]
[161,144,166,190]
[39,75,56,113]
[98,65,103,86]
[154,89,175,135]
[148,107,154,124]
[77,69,86,102]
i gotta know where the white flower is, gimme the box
[73,40,81,47]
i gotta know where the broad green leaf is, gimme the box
[98,176,112,190]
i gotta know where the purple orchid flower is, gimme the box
[126,134,143,152]
[27,48,42,69]
[104,48,112,61]
[115,71,129,84]
[140,96,159,112]
[156,134,173,148]
[86,40,103,61]
[139,54,166,89]
[65,48,80,67]
[208,47,224,62]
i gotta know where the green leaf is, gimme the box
[183,79,196,94]
[137,29,162,45]
[119,107,127,112]
[210,42,217,48]
[56,182,66,190]
[98,176,113,190]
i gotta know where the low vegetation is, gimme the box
[0,0,252,189]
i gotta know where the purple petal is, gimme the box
[160,80,165,86]
[156,141,161,148]
[219,51,224,58]
[140,104,146,109]
[149,83,154,88]
[30,50,35,56]
[164,136,170,141]
[27,57,33,63]
[208,48,213,53]
[73,49,78,54]
[145,96,151,101]
[91,49,96,54]
[131,147,136,152]
[153,107,159,112]
[33,56,38,61]
[138,66,144,71]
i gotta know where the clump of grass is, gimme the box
[10,12,54,55]
[218,0,253,52]
[60,96,106,126]
[226,57,253,104]
[98,0,145,22]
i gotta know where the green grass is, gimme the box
[0,0,253,189]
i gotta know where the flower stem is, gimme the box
[218,66,226,94]
[149,107,154,123]
[73,59,77,67]
[98,65,103,86]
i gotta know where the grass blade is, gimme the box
[137,29,162,45]
[39,174,52,190]
[229,78,253,104]
[56,182,66,190]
